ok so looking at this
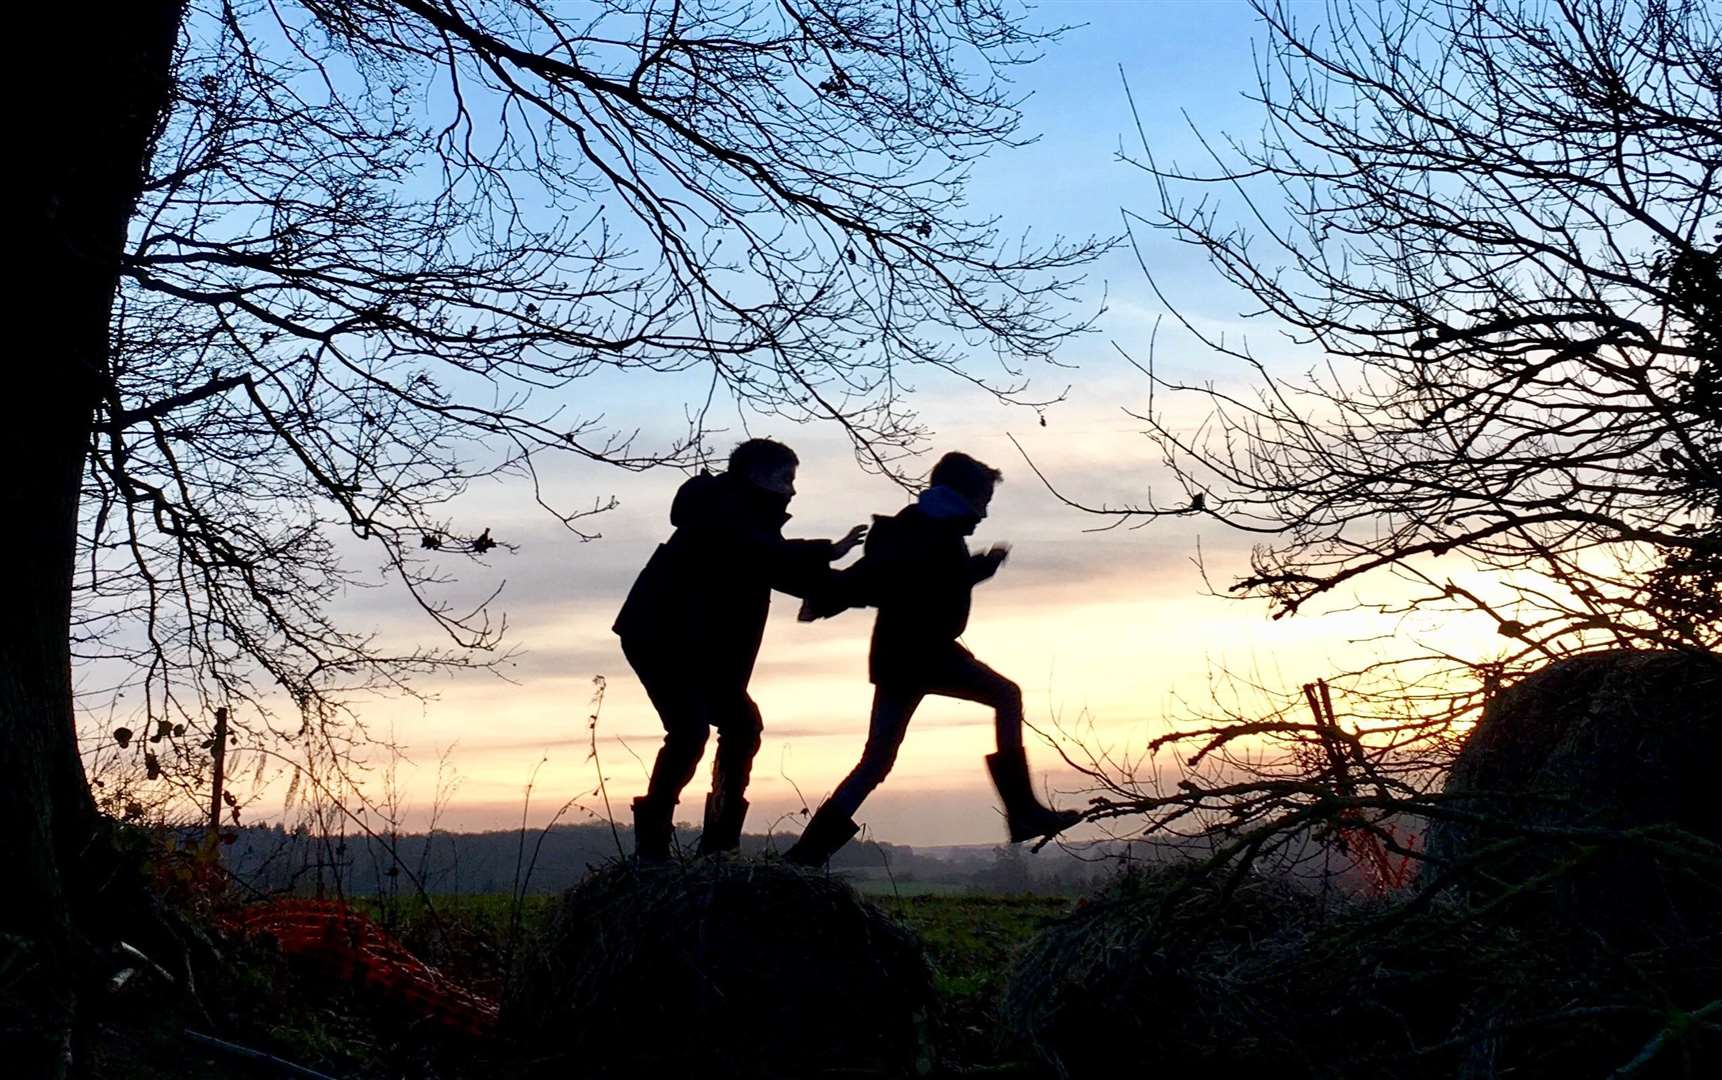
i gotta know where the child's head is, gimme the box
[729,438,800,497]
[929,452,1003,516]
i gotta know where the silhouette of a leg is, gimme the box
[623,639,713,859]
[922,655,1023,750]
[711,695,763,796]
[786,688,919,866]
[924,653,1078,844]
[646,722,710,806]
[700,694,763,854]
[632,725,707,861]
[827,687,922,817]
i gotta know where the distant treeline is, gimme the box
[207,822,1155,898]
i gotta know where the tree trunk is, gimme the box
[6,3,186,1072]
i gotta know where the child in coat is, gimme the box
[786,452,1079,864]
[615,438,865,859]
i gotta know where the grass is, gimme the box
[851,877,976,897]
[878,893,1073,1075]
[350,892,557,997]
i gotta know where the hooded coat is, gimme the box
[808,496,1002,684]
[613,470,833,691]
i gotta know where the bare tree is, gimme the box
[1049,0,1716,663]
[1023,3,1718,1065]
[11,1,1107,1063]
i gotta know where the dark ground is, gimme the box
[71,888,1070,1079]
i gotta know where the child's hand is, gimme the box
[797,597,820,622]
[831,523,868,559]
[985,542,1011,566]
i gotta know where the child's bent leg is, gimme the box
[710,695,764,798]
[827,687,921,817]
[624,640,712,806]
[927,652,1080,844]
[622,639,711,859]
[644,713,709,802]
[992,677,1025,751]
[926,655,1024,750]
[700,695,763,854]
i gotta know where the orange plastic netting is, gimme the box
[220,899,498,1037]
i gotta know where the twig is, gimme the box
[183,1030,341,1080]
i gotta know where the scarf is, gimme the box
[916,484,980,522]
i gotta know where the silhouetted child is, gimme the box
[614,439,866,860]
[786,452,1079,865]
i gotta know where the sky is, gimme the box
[158,2,1503,847]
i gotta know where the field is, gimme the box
[83,886,1074,1078]
[878,894,1074,1074]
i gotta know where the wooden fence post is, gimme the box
[208,706,229,840]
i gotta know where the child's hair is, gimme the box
[929,452,1002,498]
[728,437,799,478]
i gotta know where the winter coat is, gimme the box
[806,500,1003,685]
[613,471,834,690]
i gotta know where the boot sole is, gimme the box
[1006,811,1081,844]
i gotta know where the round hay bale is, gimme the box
[1425,649,1722,939]
[507,857,935,1078]
[1003,863,1711,1079]
[1000,864,1341,1078]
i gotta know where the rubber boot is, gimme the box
[783,802,861,867]
[985,748,1081,844]
[632,796,673,863]
[697,790,750,856]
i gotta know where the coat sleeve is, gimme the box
[724,523,835,598]
[765,536,838,598]
[967,550,1003,585]
[797,556,877,621]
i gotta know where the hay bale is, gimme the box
[1000,864,1347,1078]
[1433,649,1720,844]
[1002,863,1713,1079]
[1425,649,1722,939]
[1417,649,1722,1075]
[507,858,934,1078]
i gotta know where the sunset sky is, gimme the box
[122,2,1506,847]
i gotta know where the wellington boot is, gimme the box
[783,802,861,867]
[632,796,674,863]
[985,748,1081,844]
[697,790,750,856]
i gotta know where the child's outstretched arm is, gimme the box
[797,519,894,621]
[746,521,866,598]
[796,557,873,621]
[830,523,868,560]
